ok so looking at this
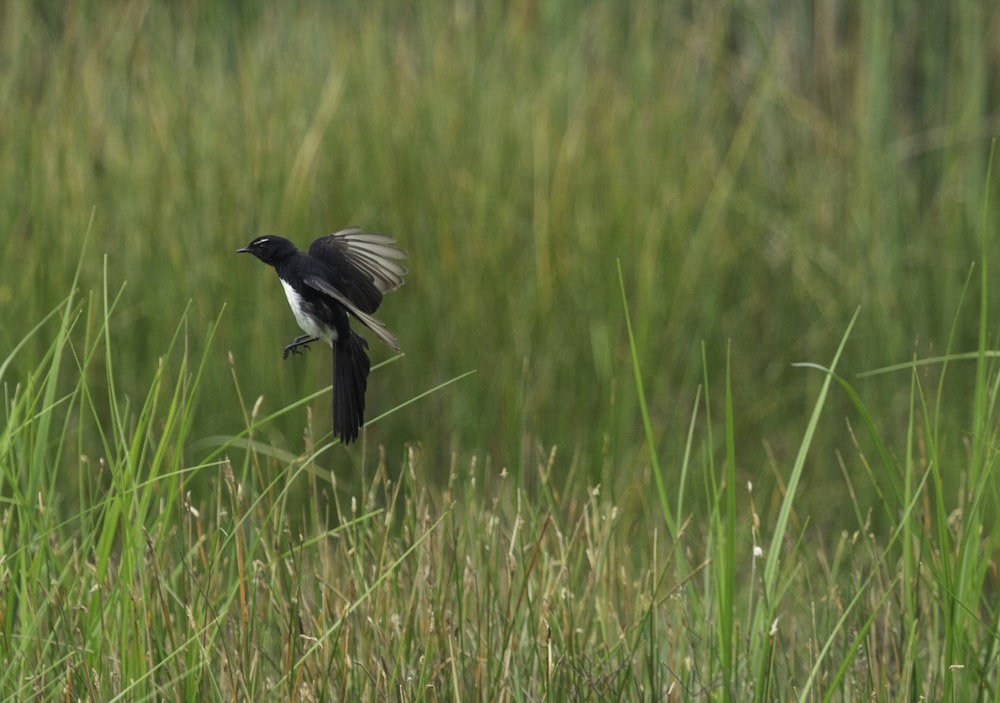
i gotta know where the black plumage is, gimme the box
[238,228,407,443]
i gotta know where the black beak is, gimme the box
[236,247,251,254]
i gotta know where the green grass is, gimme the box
[3,1,997,502]
[2,1,1000,699]
[3,225,1000,699]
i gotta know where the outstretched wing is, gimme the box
[307,228,408,313]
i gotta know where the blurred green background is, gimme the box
[2,1,998,520]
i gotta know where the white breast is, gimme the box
[280,280,337,345]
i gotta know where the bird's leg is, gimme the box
[283,335,319,359]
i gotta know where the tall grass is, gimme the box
[1,2,997,514]
[2,214,999,698]
[2,1,1000,700]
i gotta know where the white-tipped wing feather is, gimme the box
[312,228,408,295]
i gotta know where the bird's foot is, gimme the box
[283,335,318,359]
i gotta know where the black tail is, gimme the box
[333,332,371,444]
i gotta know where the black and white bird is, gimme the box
[237,228,407,444]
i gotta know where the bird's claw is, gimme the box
[282,336,315,359]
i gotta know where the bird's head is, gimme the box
[236,235,297,265]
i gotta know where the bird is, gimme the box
[237,227,407,444]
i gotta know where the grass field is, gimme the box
[2,1,1000,700]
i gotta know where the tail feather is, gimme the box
[333,332,371,444]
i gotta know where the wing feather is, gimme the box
[308,228,408,308]
[304,275,401,352]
